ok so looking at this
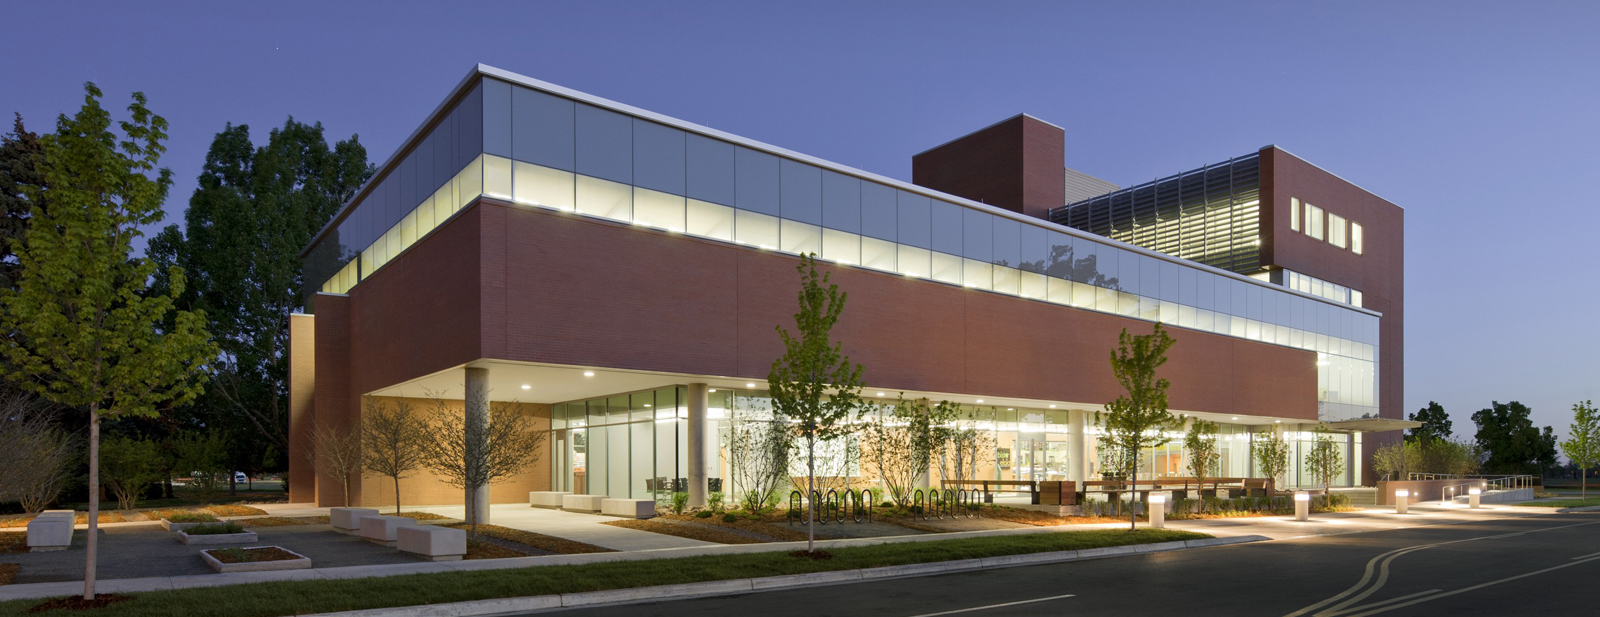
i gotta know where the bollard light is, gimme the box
[1294,491,1310,522]
[1468,487,1481,509]
[1395,489,1410,515]
[1148,493,1167,529]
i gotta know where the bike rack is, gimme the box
[787,490,803,526]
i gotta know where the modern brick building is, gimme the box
[290,65,1407,509]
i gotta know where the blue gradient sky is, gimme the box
[4,1,1596,442]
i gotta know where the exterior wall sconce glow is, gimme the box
[1468,486,1482,509]
[1148,492,1167,529]
[1294,491,1310,522]
[1395,489,1410,514]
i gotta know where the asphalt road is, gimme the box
[545,512,1600,616]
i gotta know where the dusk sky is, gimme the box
[4,1,1596,442]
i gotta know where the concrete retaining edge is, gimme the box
[1556,504,1600,513]
[293,535,1269,617]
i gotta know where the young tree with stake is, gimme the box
[1561,400,1599,500]
[362,397,428,513]
[1305,426,1346,507]
[768,254,865,553]
[0,84,215,600]
[1184,419,1221,495]
[1098,323,1181,530]
[1253,432,1291,489]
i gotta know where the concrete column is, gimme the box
[1345,432,1356,487]
[465,367,490,525]
[687,383,709,508]
[1068,409,1087,483]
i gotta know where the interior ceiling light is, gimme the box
[746,383,756,388]
[877,392,886,396]
[583,371,595,377]
[708,388,717,393]
[1049,404,1057,408]
[520,384,531,390]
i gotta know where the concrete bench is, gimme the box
[561,494,605,513]
[358,515,419,547]
[600,498,657,519]
[330,507,380,535]
[529,491,571,509]
[27,511,74,552]
[397,525,467,561]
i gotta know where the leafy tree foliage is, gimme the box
[1184,419,1222,487]
[99,436,165,510]
[725,395,791,513]
[148,119,370,468]
[1407,401,1452,444]
[1472,401,1559,475]
[1562,401,1600,499]
[1305,426,1346,503]
[1098,323,1181,530]
[768,254,865,552]
[0,83,216,599]
[1371,439,1421,481]
[0,114,45,291]
[171,430,230,502]
[1252,432,1290,486]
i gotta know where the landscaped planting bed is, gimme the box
[445,524,612,555]
[199,546,311,573]
[388,512,452,521]
[0,533,24,555]
[240,516,329,527]
[0,528,1209,617]
[605,518,769,544]
[177,522,258,545]
[204,505,270,517]
[160,511,220,531]
[0,562,17,586]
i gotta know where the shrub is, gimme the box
[185,522,245,535]
[723,512,738,523]
[694,510,714,519]
[707,491,724,513]
[671,492,690,515]
[165,511,219,523]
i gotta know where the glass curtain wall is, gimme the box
[548,387,685,501]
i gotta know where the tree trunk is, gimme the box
[395,476,402,514]
[806,434,815,553]
[84,410,100,600]
[1583,468,1587,501]
[229,473,237,496]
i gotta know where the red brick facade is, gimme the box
[912,115,1066,221]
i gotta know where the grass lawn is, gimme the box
[1516,497,1600,508]
[0,528,1207,617]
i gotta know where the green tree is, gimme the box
[0,114,46,290]
[99,435,165,510]
[361,397,428,513]
[1371,439,1422,481]
[171,430,230,503]
[1184,419,1221,491]
[1407,401,1452,444]
[1252,432,1291,487]
[1472,401,1559,475]
[1305,426,1346,505]
[0,84,216,600]
[1097,323,1180,530]
[147,120,369,471]
[1561,400,1600,499]
[768,254,865,552]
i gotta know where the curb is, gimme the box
[297,535,1268,617]
[1555,505,1600,513]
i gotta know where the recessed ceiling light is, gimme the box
[520,384,531,390]
[708,388,717,393]
[644,404,652,408]
[1232,416,1239,420]
[976,399,984,404]
[1048,404,1057,408]
[1007,408,1014,411]
[1274,420,1282,423]
[746,383,756,388]
[583,371,595,377]
[877,392,886,397]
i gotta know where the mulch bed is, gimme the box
[604,518,770,545]
[664,514,820,542]
[1,532,26,555]
[204,505,270,517]
[26,594,132,613]
[206,546,299,564]
[389,512,453,521]
[788,549,833,560]
[446,524,613,555]
[0,563,19,585]
[465,538,529,560]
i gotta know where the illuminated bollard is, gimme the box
[1395,489,1410,514]
[1295,491,1310,522]
[1148,493,1166,529]
[1469,487,1481,509]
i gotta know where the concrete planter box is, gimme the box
[600,498,656,519]
[200,546,312,573]
[27,512,74,552]
[397,526,467,561]
[161,518,219,532]
[562,494,605,513]
[330,507,380,535]
[359,515,420,547]
[529,491,571,509]
[178,530,259,545]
